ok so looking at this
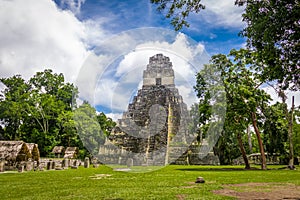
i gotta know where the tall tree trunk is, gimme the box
[247,125,252,153]
[279,89,295,170]
[288,96,295,169]
[251,112,267,170]
[237,132,250,169]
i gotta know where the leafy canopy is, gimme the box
[151,0,205,30]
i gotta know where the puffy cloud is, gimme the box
[263,86,300,109]
[83,19,110,47]
[0,0,96,83]
[191,0,245,28]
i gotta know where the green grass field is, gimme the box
[0,165,299,199]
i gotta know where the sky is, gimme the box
[0,0,298,120]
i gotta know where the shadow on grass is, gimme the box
[174,165,296,171]
[175,167,262,172]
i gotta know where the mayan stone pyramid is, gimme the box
[100,54,191,166]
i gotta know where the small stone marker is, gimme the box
[195,177,205,183]
[39,165,44,171]
[84,157,90,168]
[62,158,69,168]
[51,161,56,169]
[0,160,5,172]
[18,165,24,173]
[65,158,69,168]
[25,161,33,171]
[33,161,38,170]
[46,162,51,170]
[126,158,133,168]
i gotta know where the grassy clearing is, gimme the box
[0,165,299,200]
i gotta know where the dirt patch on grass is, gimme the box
[176,194,187,200]
[213,182,300,200]
[89,174,112,179]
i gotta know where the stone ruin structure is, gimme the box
[98,54,219,166]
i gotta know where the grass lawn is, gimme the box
[0,165,299,199]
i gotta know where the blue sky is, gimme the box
[0,0,297,119]
[54,0,246,54]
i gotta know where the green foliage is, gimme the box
[47,152,56,158]
[188,103,200,136]
[151,0,205,30]
[195,49,271,168]
[74,102,105,155]
[294,108,300,157]
[214,129,241,165]
[96,112,116,137]
[236,0,300,89]
[263,103,288,155]
[0,75,30,140]
[0,70,80,156]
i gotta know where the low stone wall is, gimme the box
[233,153,284,165]
[170,145,220,165]
[39,158,83,169]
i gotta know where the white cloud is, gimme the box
[177,85,197,107]
[191,0,245,28]
[76,53,113,104]
[106,113,123,121]
[137,33,205,62]
[83,19,110,47]
[0,0,110,84]
[263,86,300,109]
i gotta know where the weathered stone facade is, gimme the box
[143,54,175,86]
[98,54,219,166]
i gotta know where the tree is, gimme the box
[194,56,229,162]
[188,103,201,143]
[96,112,116,137]
[24,70,78,155]
[196,49,271,169]
[293,107,300,159]
[287,96,295,168]
[214,120,243,165]
[151,0,205,30]
[0,75,30,140]
[236,0,300,169]
[0,70,79,156]
[227,49,271,169]
[262,102,288,156]
[195,61,245,166]
[73,102,104,155]
[57,110,80,147]
[195,57,250,166]
[236,0,300,90]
